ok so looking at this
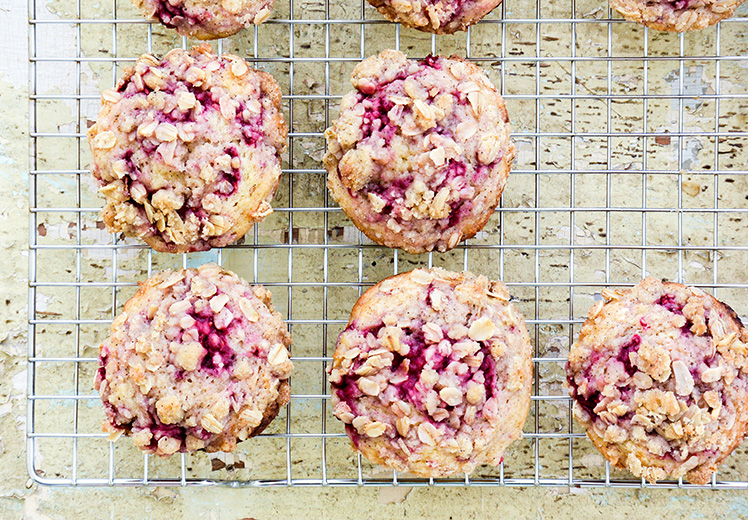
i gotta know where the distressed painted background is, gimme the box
[5,0,748,515]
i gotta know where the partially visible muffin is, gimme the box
[329,267,532,477]
[325,50,515,254]
[567,278,748,484]
[133,0,274,39]
[95,263,293,456]
[367,0,503,33]
[88,44,287,253]
[611,0,744,31]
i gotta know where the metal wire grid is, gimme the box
[26,0,748,488]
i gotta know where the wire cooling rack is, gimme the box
[27,0,748,488]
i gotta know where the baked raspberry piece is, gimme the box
[329,267,532,477]
[367,0,503,33]
[95,263,293,456]
[610,0,744,31]
[133,0,274,39]
[88,44,287,253]
[567,277,748,484]
[324,50,516,254]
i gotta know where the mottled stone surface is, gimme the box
[5,0,748,514]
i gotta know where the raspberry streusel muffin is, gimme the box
[611,0,744,31]
[88,44,287,253]
[329,268,532,477]
[566,278,748,484]
[324,50,515,254]
[367,0,503,33]
[95,264,293,456]
[133,0,274,39]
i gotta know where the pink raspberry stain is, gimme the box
[360,93,396,143]
[422,55,442,70]
[617,334,641,376]
[670,0,693,9]
[192,314,236,374]
[656,293,683,315]
[152,0,208,32]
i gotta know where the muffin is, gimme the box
[133,0,274,39]
[367,0,504,33]
[611,0,744,31]
[566,278,748,484]
[329,267,532,477]
[324,50,515,254]
[95,263,293,456]
[88,44,287,253]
